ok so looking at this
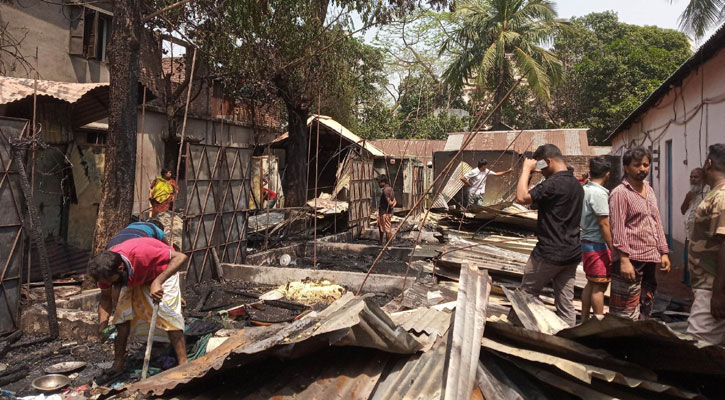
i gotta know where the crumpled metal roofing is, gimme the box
[371,333,449,400]
[122,292,422,396]
[0,76,107,105]
[482,337,704,399]
[370,139,446,159]
[444,129,610,156]
[269,115,385,157]
[390,307,453,352]
[390,307,452,337]
[557,314,725,376]
[444,265,491,400]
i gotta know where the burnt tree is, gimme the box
[92,0,142,255]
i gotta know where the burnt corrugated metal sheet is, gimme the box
[164,347,390,400]
[444,129,610,156]
[370,334,448,400]
[482,337,704,399]
[390,307,452,337]
[370,139,446,160]
[0,76,107,105]
[269,115,385,157]
[557,314,725,377]
[121,293,421,396]
[444,265,491,400]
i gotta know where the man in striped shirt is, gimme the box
[609,147,671,320]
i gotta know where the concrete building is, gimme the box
[607,24,725,271]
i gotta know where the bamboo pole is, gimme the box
[169,48,198,247]
[138,87,147,217]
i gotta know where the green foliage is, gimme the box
[441,0,568,125]
[550,12,693,143]
[675,0,725,39]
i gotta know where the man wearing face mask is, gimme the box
[89,237,188,384]
[516,144,584,326]
[609,147,670,320]
[687,144,725,344]
[681,168,709,285]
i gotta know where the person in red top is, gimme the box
[609,147,671,320]
[262,178,277,209]
[89,237,188,384]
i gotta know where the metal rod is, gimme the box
[357,77,524,295]
[138,87,147,217]
[27,47,38,291]
[169,47,198,247]
[334,122,342,234]
[313,96,321,268]
[305,116,313,232]
[264,146,271,251]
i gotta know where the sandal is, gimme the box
[95,368,124,386]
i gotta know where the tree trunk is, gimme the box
[283,103,309,206]
[91,0,142,255]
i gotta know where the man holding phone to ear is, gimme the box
[515,144,584,326]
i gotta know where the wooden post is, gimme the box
[12,144,59,338]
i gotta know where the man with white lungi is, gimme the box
[89,237,188,384]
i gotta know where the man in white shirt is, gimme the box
[460,159,513,208]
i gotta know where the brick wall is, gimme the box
[563,155,592,180]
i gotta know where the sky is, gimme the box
[357,0,719,47]
[554,0,717,43]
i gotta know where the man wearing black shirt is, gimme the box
[377,175,397,245]
[515,144,584,326]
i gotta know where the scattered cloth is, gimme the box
[268,280,346,306]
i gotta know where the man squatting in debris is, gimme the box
[378,175,397,245]
[460,159,512,208]
[515,144,584,326]
[609,147,671,320]
[579,157,613,321]
[681,167,708,286]
[89,237,189,384]
[686,144,725,345]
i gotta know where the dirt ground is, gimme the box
[1,335,113,396]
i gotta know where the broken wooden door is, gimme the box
[410,164,424,217]
[348,152,374,230]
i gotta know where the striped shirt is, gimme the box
[609,179,669,263]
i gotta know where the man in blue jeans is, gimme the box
[516,144,584,326]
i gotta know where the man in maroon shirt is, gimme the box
[89,237,188,384]
[609,147,671,320]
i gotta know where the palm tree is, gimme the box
[675,0,725,39]
[441,0,567,126]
